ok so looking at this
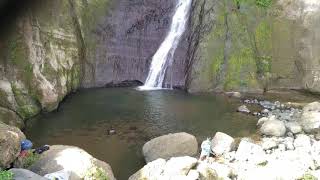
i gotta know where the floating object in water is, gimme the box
[21,139,33,151]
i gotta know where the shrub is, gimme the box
[22,151,40,168]
[256,0,272,8]
[85,167,109,180]
[0,170,14,180]
[298,174,317,180]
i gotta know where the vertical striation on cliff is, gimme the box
[0,0,109,127]
[186,0,320,93]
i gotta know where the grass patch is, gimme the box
[257,161,268,166]
[298,174,318,180]
[85,167,109,180]
[256,0,272,8]
[0,170,13,180]
[21,151,40,168]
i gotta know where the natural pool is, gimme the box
[25,88,258,180]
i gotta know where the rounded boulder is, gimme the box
[260,120,286,137]
[0,122,26,169]
[142,132,198,163]
[28,145,115,180]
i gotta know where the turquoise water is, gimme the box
[25,88,257,180]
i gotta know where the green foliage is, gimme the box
[80,0,111,47]
[255,21,272,52]
[232,0,272,8]
[22,151,40,168]
[85,167,109,180]
[11,83,40,119]
[7,34,26,67]
[257,56,272,74]
[233,0,241,6]
[298,174,317,180]
[257,160,268,166]
[0,170,14,180]
[224,48,257,90]
[254,21,272,78]
[256,0,272,8]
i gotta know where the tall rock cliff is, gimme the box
[2,0,320,128]
[0,0,189,127]
[0,0,112,127]
[187,0,320,93]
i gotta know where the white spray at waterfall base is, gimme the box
[138,0,192,90]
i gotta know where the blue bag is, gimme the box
[21,139,33,151]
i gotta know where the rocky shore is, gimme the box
[129,100,320,180]
[0,121,115,180]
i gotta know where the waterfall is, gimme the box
[139,0,192,90]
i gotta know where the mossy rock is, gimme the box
[0,107,24,129]
[11,82,41,119]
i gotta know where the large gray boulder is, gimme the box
[260,120,286,137]
[28,145,115,180]
[142,132,198,162]
[300,102,320,133]
[211,132,234,156]
[9,168,47,180]
[0,122,25,169]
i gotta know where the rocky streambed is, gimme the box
[128,98,320,180]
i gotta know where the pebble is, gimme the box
[237,105,250,114]
[108,129,116,135]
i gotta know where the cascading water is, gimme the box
[138,0,192,90]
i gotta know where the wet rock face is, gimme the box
[0,0,191,126]
[187,0,320,93]
[89,0,189,88]
[0,0,82,126]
